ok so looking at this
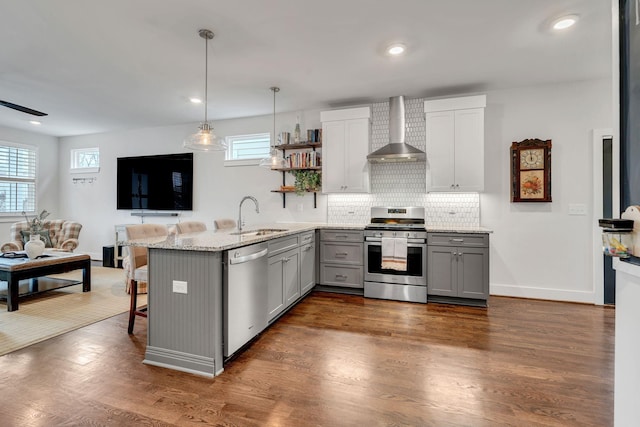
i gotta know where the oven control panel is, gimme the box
[364,230,427,241]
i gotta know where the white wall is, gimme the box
[56,78,612,304]
[0,125,59,238]
[58,110,328,259]
[482,78,612,303]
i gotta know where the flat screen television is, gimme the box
[117,153,194,211]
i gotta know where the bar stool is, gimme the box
[214,218,236,230]
[125,224,168,334]
[175,221,207,234]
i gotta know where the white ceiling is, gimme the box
[0,0,612,137]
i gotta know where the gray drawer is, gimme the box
[298,231,315,246]
[320,264,363,288]
[320,229,363,242]
[268,235,299,255]
[320,241,363,264]
[428,233,489,248]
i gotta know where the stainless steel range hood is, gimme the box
[367,95,426,163]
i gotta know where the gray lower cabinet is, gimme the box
[267,231,315,322]
[299,234,316,295]
[319,229,364,290]
[427,233,489,306]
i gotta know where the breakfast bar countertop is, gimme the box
[120,222,493,252]
[119,223,363,252]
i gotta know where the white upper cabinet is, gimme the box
[424,95,486,192]
[321,107,371,193]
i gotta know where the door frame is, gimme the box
[592,128,616,305]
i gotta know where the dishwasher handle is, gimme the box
[229,248,268,265]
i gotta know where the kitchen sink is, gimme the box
[230,228,288,236]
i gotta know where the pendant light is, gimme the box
[259,87,287,168]
[183,29,227,151]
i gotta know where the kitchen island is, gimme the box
[123,223,353,377]
[123,222,491,377]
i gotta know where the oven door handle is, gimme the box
[365,237,426,245]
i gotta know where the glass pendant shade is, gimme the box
[259,148,287,168]
[183,122,227,151]
[260,86,285,168]
[184,29,226,152]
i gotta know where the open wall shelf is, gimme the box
[271,142,322,209]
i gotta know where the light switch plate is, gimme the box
[172,280,188,294]
[568,204,588,216]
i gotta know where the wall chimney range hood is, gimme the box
[367,95,426,163]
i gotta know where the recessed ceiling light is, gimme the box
[189,97,202,104]
[552,14,579,30]
[387,43,406,56]
[29,120,41,125]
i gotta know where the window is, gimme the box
[0,142,37,214]
[70,147,100,173]
[224,133,271,166]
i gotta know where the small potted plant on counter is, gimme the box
[291,170,321,195]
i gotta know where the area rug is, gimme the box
[0,266,145,356]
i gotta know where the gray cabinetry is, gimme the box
[318,229,364,292]
[299,231,316,295]
[427,233,489,306]
[267,236,299,321]
[267,231,316,322]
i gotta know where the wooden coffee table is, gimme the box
[0,252,91,311]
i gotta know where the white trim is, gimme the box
[424,94,487,112]
[491,283,596,304]
[70,167,100,174]
[320,107,371,122]
[223,159,260,167]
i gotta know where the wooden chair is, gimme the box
[175,221,207,234]
[214,218,236,230]
[125,224,168,334]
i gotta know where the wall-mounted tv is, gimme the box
[117,153,193,211]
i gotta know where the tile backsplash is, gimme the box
[327,193,480,227]
[326,97,480,227]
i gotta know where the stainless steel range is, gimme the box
[364,207,427,303]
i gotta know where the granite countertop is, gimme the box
[120,222,492,252]
[120,222,362,252]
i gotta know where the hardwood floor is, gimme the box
[0,292,613,426]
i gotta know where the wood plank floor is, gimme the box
[0,292,614,426]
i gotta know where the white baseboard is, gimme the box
[490,283,596,304]
[86,251,102,261]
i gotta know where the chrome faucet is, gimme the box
[238,196,259,233]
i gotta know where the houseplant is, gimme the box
[291,170,321,195]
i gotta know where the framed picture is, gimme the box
[510,138,552,202]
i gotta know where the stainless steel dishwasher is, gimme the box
[223,241,269,358]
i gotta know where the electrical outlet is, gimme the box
[172,280,187,294]
[568,204,588,216]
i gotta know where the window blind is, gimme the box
[226,133,271,160]
[0,144,37,214]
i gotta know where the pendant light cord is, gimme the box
[204,34,208,123]
[270,86,279,149]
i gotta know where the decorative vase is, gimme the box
[294,122,301,143]
[25,233,45,259]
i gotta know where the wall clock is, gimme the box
[510,138,552,202]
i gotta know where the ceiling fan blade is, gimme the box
[0,100,48,117]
